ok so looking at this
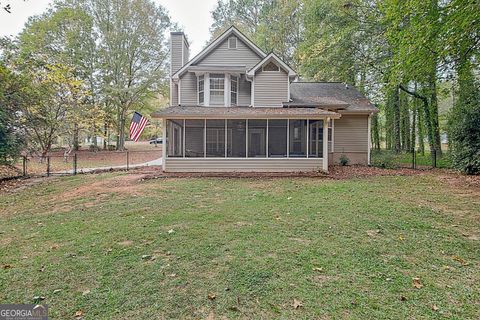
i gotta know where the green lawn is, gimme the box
[0,172,478,319]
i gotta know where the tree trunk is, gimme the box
[117,107,126,151]
[399,84,435,155]
[417,102,425,155]
[73,122,79,151]
[411,102,417,151]
[371,112,381,150]
[393,86,401,153]
[92,124,98,147]
[428,75,442,155]
[103,122,108,150]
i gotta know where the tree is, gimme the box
[82,0,171,150]
[19,5,103,151]
[0,64,24,164]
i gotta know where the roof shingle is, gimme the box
[286,82,378,113]
[152,106,340,119]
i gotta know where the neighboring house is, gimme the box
[153,26,378,172]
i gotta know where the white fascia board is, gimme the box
[247,53,297,77]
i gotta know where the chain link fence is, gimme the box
[370,149,451,170]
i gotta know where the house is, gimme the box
[152,26,378,172]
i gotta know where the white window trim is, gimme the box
[198,73,241,107]
[197,75,205,106]
[230,75,239,107]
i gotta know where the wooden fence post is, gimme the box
[47,156,50,177]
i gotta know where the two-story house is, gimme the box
[153,26,378,172]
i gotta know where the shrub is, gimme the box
[371,150,398,169]
[448,105,480,174]
[339,154,349,166]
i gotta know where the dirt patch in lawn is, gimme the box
[58,174,149,202]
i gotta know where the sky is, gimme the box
[0,0,218,56]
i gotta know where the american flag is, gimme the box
[129,112,148,142]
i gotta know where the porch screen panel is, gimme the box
[166,119,183,157]
[289,120,307,157]
[185,120,205,157]
[206,120,225,157]
[308,119,323,158]
[268,119,287,157]
[227,119,246,157]
[248,119,267,157]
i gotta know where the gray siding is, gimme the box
[164,158,323,172]
[254,69,289,107]
[171,34,184,75]
[171,82,179,106]
[179,72,197,106]
[196,38,261,69]
[182,40,189,65]
[334,115,369,152]
[238,75,251,106]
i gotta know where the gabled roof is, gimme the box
[246,52,297,77]
[286,82,379,114]
[172,26,267,80]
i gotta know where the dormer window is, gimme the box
[262,61,280,72]
[228,36,237,49]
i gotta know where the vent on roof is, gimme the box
[262,61,280,72]
[228,36,237,49]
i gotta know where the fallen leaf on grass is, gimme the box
[74,310,84,318]
[82,290,91,296]
[367,229,381,237]
[168,229,175,234]
[33,296,45,303]
[39,265,45,272]
[1,264,12,269]
[400,296,407,301]
[312,267,323,272]
[432,305,439,311]
[292,299,303,309]
[53,289,62,294]
[452,256,469,266]
[207,293,216,300]
[141,254,155,261]
[412,277,423,289]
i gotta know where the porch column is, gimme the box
[323,117,329,172]
[162,118,167,171]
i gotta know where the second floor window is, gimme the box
[230,76,238,106]
[198,75,204,104]
[210,73,225,105]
